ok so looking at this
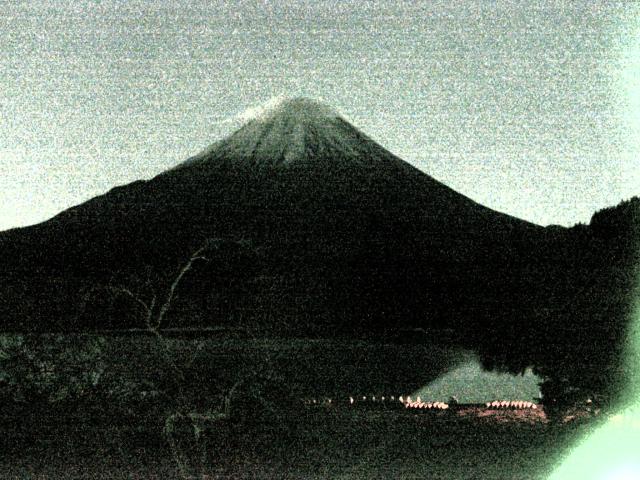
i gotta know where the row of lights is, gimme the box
[484,400,538,409]
[303,395,447,405]
[303,396,540,410]
[302,395,404,405]
[405,400,450,410]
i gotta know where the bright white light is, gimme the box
[602,464,640,480]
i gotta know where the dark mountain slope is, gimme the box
[0,98,542,336]
[1,98,636,407]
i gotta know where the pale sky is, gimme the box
[1,0,639,231]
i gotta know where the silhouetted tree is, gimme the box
[474,197,639,418]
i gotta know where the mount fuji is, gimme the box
[1,97,636,398]
[0,97,546,336]
[178,97,421,172]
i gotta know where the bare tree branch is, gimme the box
[155,243,216,331]
[77,238,277,479]
[103,285,153,319]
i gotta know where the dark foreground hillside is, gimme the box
[0,397,593,479]
[0,333,607,479]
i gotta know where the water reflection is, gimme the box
[413,358,541,403]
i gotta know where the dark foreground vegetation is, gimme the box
[0,392,597,479]
[0,334,606,479]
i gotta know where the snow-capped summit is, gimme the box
[178,97,405,171]
[237,96,340,125]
